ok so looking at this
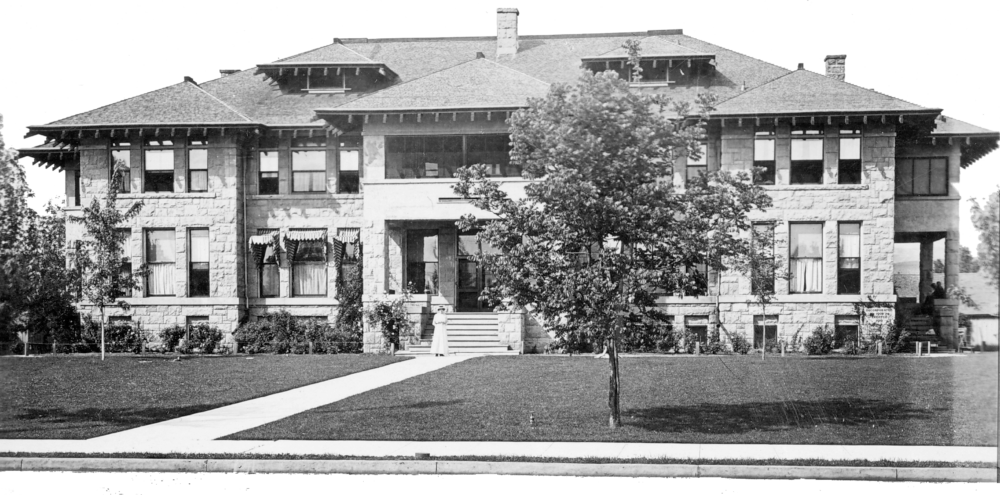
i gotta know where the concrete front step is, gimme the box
[397,347,517,356]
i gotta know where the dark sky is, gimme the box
[3,0,997,251]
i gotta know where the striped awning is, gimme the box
[337,228,360,244]
[249,232,278,267]
[286,230,326,241]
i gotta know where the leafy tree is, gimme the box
[336,250,364,338]
[960,246,980,273]
[74,170,145,360]
[453,53,771,427]
[1,115,82,352]
[933,258,944,274]
[970,191,999,288]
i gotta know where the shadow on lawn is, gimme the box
[628,398,941,434]
[7,404,223,432]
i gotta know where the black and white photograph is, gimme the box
[0,0,997,492]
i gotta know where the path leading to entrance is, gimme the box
[88,355,475,444]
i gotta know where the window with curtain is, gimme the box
[144,139,174,193]
[188,139,208,192]
[258,229,279,298]
[838,128,862,184]
[752,223,775,294]
[110,141,131,193]
[790,127,824,184]
[338,228,361,282]
[145,229,175,296]
[790,223,823,293]
[834,315,860,348]
[685,142,707,185]
[292,232,327,296]
[189,229,210,297]
[338,135,361,193]
[754,127,775,185]
[895,157,948,196]
[259,150,279,195]
[753,315,778,348]
[406,230,439,294]
[838,223,861,294]
[119,229,133,297]
[292,137,327,193]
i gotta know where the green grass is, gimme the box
[228,353,998,446]
[0,452,992,469]
[0,354,408,439]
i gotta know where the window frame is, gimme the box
[188,228,210,297]
[109,140,132,194]
[895,157,949,197]
[385,134,515,179]
[753,127,776,185]
[291,137,328,193]
[143,139,175,193]
[187,138,209,193]
[119,228,133,297]
[337,135,362,194]
[837,222,861,295]
[789,222,824,294]
[838,128,862,184]
[790,126,825,185]
[751,222,775,295]
[685,315,710,344]
[291,229,328,297]
[834,315,860,348]
[685,141,708,185]
[753,315,779,349]
[258,149,280,195]
[405,229,440,294]
[144,228,176,297]
[257,228,280,298]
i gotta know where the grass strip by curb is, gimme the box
[0,457,994,482]
[0,452,993,469]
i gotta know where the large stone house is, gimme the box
[19,9,998,353]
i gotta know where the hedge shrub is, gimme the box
[159,323,223,353]
[804,327,834,355]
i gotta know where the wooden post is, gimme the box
[781,341,785,357]
[695,341,700,355]
[877,341,883,355]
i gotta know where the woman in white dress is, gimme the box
[430,306,450,356]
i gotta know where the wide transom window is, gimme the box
[385,135,516,179]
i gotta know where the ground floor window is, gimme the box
[835,315,860,348]
[685,316,709,343]
[406,229,439,294]
[145,229,175,296]
[754,315,778,349]
[292,236,327,297]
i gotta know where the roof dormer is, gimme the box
[255,41,397,95]
[581,36,716,87]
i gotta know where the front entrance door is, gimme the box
[457,232,496,312]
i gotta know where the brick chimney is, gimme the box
[825,54,846,81]
[496,8,519,59]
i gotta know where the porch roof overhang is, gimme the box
[255,63,397,81]
[25,123,263,141]
[702,109,943,127]
[16,140,78,170]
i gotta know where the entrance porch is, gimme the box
[893,231,961,351]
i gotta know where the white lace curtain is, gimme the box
[293,264,326,296]
[791,258,822,293]
[147,264,175,295]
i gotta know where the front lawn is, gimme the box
[0,354,407,439]
[228,353,998,446]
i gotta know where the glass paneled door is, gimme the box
[457,232,497,312]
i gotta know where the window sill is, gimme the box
[250,298,341,306]
[366,178,532,185]
[629,82,674,88]
[897,195,958,201]
[250,193,363,200]
[119,192,217,199]
[762,184,869,191]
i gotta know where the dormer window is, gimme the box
[255,62,397,95]
[581,38,715,86]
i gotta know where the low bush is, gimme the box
[545,331,595,354]
[655,330,678,353]
[729,332,752,354]
[702,328,726,355]
[235,311,362,354]
[159,324,223,354]
[803,326,834,355]
[81,316,145,353]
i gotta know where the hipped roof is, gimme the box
[316,57,551,113]
[711,68,938,117]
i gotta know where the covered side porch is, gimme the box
[893,231,961,351]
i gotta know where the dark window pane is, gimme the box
[406,230,438,262]
[838,159,861,184]
[837,267,861,294]
[790,161,823,184]
[912,158,930,195]
[754,161,775,184]
[297,240,326,262]
[458,259,478,289]
[259,173,278,195]
[260,264,279,297]
[190,265,210,297]
[145,171,174,192]
[339,172,359,193]
[834,325,859,348]
[406,262,438,294]
[686,165,706,184]
[896,158,913,195]
[929,158,948,195]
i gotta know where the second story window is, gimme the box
[188,139,208,192]
[338,136,361,193]
[259,150,279,195]
[838,129,862,184]
[790,223,823,293]
[686,142,707,185]
[753,128,775,185]
[385,135,517,179]
[145,229,175,296]
[291,137,327,193]
[144,139,174,193]
[188,228,210,297]
[110,141,131,193]
[896,157,948,196]
[790,127,824,184]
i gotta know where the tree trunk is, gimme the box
[100,307,106,361]
[608,315,623,428]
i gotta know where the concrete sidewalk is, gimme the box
[0,439,993,464]
[88,354,475,443]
